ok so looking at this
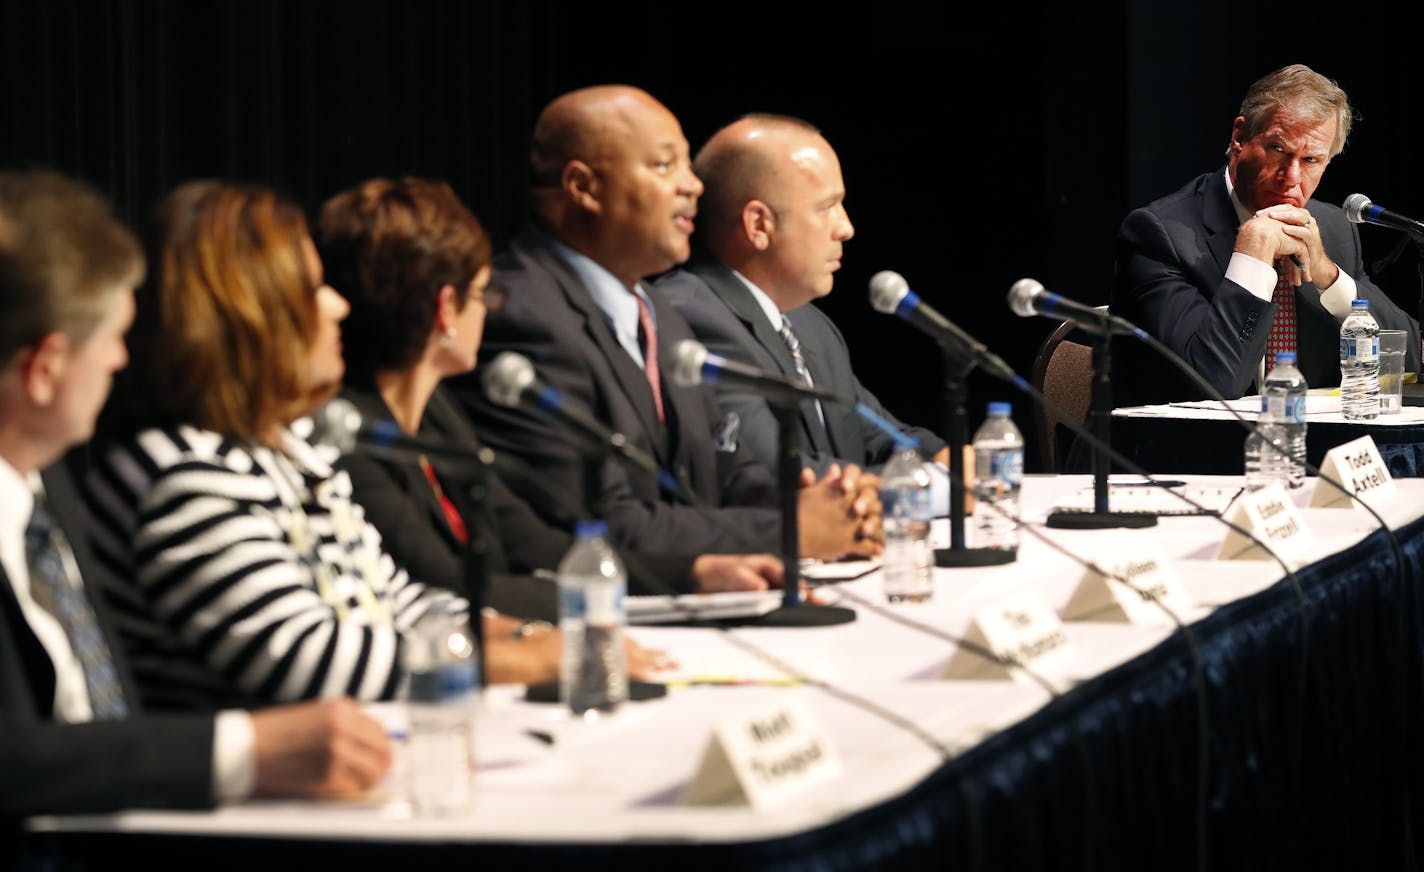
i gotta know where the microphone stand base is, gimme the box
[748,604,858,627]
[934,546,1017,568]
[1044,510,1158,530]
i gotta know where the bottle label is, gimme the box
[585,582,626,627]
[989,449,1024,486]
[885,483,933,521]
[1264,393,1307,423]
[1341,336,1379,363]
[408,661,479,702]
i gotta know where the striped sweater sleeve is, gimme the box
[89,426,464,705]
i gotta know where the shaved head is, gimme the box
[693,114,824,249]
[692,115,853,309]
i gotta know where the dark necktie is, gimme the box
[25,495,129,720]
[1266,260,1297,372]
[778,315,826,428]
[635,294,665,423]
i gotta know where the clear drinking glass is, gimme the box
[1378,329,1407,415]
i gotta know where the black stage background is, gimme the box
[3,0,1420,471]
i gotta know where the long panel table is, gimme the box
[1107,399,1424,477]
[22,476,1424,870]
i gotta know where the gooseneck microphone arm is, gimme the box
[1008,278,1156,530]
[868,270,1016,568]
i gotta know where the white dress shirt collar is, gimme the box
[730,269,786,331]
[549,237,656,368]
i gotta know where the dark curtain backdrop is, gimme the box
[3,0,1419,471]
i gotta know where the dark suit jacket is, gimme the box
[1113,169,1420,406]
[657,258,946,472]
[338,382,699,612]
[451,227,780,557]
[1,462,212,821]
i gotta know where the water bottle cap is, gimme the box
[895,435,921,451]
[574,520,609,539]
[987,401,1012,416]
[1351,299,1369,308]
[1273,351,1296,364]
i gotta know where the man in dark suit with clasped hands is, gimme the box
[457,86,880,560]
[0,170,391,836]
[1113,64,1419,406]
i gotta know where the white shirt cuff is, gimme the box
[213,709,257,802]
[1317,269,1357,320]
[1225,252,1278,303]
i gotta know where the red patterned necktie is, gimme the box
[1266,260,1297,372]
[635,294,665,423]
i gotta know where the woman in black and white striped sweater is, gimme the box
[85,181,566,711]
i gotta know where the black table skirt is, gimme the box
[22,517,1424,871]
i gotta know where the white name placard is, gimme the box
[1215,483,1314,567]
[1310,435,1396,509]
[943,591,1075,684]
[1063,544,1193,625]
[684,696,841,809]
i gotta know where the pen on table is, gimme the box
[524,729,556,746]
[665,675,806,689]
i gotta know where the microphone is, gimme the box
[1007,278,1146,339]
[868,270,1016,380]
[309,397,503,471]
[480,351,675,489]
[670,339,843,404]
[1344,194,1424,239]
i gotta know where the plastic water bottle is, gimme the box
[972,402,1024,551]
[1261,351,1308,488]
[1340,299,1380,420]
[879,439,934,603]
[557,521,628,720]
[404,601,479,816]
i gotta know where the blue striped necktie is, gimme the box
[25,496,129,720]
[778,315,826,428]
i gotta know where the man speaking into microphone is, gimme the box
[1113,64,1419,405]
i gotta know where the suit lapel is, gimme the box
[424,387,511,576]
[38,462,137,711]
[0,560,56,717]
[516,232,671,463]
[342,384,457,551]
[689,261,800,378]
[1201,170,1240,277]
[688,260,835,457]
